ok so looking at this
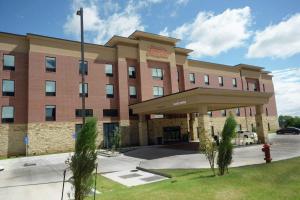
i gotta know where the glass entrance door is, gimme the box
[103,123,119,149]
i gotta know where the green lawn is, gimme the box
[88,157,300,200]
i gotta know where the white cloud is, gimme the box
[176,0,189,5]
[247,14,300,59]
[161,7,252,57]
[159,27,169,36]
[272,68,300,116]
[64,0,163,44]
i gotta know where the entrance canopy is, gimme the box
[130,87,273,114]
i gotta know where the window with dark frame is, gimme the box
[207,111,213,117]
[129,86,137,98]
[152,68,163,80]
[79,83,88,97]
[153,86,163,97]
[103,109,118,117]
[79,60,88,75]
[45,57,56,72]
[3,55,15,70]
[105,64,113,77]
[204,75,209,85]
[75,109,93,117]
[263,84,265,92]
[232,78,237,88]
[45,105,56,121]
[189,73,195,84]
[129,109,138,117]
[250,108,252,116]
[128,66,136,78]
[106,84,114,98]
[45,80,56,96]
[236,108,240,116]
[2,80,15,96]
[221,110,226,117]
[1,106,14,123]
[218,76,224,87]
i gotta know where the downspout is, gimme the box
[239,69,249,131]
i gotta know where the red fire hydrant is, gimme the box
[262,144,272,163]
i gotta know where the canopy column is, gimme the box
[255,105,269,144]
[196,105,211,137]
[189,113,198,140]
[138,114,148,146]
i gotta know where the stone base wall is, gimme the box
[0,124,27,157]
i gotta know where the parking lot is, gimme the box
[0,134,300,200]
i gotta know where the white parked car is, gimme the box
[236,130,258,145]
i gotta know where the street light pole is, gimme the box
[77,7,86,125]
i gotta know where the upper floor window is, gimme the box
[189,73,195,84]
[221,110,226,117]
[79,60,88,75]
[79,83,88,97]
[218,76,224,87]
[236,108,240,116]
[153,86,163,97]
[106,84,114,98]
[45,105,56,121]
[129,86,137,98]
[152,68,163,80]
[232,78,237,88]
[1,106,14,123]
[204,75,209,85]
[3,55,15,70]
[45,57,56,72]
[128,66,136,78]
[2,80,14,96]
[75,109,93,117]
[103,109,118,117]
[105,64,113,77]
[45,80,56,96]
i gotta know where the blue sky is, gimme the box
[0,0,300,115]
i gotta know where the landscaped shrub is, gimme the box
[68,117,98,200]
[217,114,237,176]
[199,128,218,176]
[111,127,121,152]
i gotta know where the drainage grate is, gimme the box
[24,163,37,167]
[119,173,142,179]
[141,175,164,182]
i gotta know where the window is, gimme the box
[129,86,137,98]
[79,60,88,75]
[177,71,180,82]
[153,86,163,97]
[45,105,56,121]
[1,106,14,123]
[75,109,93,117]
[249,108,252,116]
[221,110,226,117]
[129,109,138,117]
[204,75,209,85]
[236,124,242,131]
[128,66,136,78]
[2,80,14,96]
[103,109,118,117]
[45,57,56,72]
[263,84,265,92]
[232,78,237,88]
[3,55,15,70]
[106,84,114,98]
[152,68,163,80]
[75,124,83,134]
[79,83,88,97]
[266,108,269,116]
[105,64,113,77]
[189,73,195,84]
[45,81,56,96]
[236,108,240,116]
[218,76,224,87]
[253,83,258,91]
[207,111,212,117]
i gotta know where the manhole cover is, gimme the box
[119,173,142,179]
[141,175,163,182]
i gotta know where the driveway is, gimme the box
[0,134,299,199]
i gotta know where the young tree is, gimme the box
[217,114,237,176]
[68,117,98,200]
[111,127,121,152]
[199,128,218,176]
